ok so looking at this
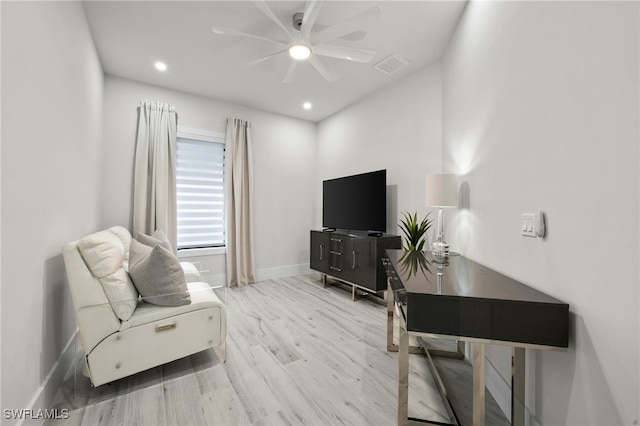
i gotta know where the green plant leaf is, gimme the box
[399,249,431,278]
[398,211,432,251]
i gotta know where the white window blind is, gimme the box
[176,131,225,250]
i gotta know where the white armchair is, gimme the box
[62,226,226,387]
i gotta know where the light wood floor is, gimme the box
[47,274,507,426]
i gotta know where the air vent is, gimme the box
[373,53,411,75]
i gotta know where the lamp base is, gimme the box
[431,240,450,257]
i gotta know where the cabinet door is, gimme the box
[344,238,376,290]
[310,231,330,273]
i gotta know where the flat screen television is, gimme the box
[322,169,386,233]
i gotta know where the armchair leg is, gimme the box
[213,343,226,364]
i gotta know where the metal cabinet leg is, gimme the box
[398,323,409,426]
[512,347,526,426]
[472,342,485,426]
[387,285,396,351]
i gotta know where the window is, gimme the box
[176,127,225,250]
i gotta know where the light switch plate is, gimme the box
[521,213,536,237]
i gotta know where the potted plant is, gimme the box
[398,211,432,251]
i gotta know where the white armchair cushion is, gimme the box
[77,229,138,321]
[180,261,203,283]
[108,226,132,264]
[77,231,123,278]
[129,239,191,306]
[119,282,221,331]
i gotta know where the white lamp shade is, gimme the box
[425,174,458,207]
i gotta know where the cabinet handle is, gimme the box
[352,251,358,269]
[330,238,342,243]
[320,244,323,260]
[330,266,342,272]
[330,251,342,256]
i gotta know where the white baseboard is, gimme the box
[19,332,77,426]
[256,263,310,282]
[201,263,311,287]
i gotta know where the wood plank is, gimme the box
[124,384,166,426]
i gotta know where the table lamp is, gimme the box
[425,173,458,256]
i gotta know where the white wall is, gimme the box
[317,66,443,236]
[442,1,639,425]
[2,3,637,425]
[1,1,104,421]
[102,76,317,282]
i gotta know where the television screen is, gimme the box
[322,169,386,233]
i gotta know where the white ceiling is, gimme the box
[84,1,467,122]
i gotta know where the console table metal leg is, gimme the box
[512,347,526,426]
[398,323,409,426]
[472,342,485,426]
[387,287,394,351]
[386,284,423,354]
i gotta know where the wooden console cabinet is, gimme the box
[310,230,401,294]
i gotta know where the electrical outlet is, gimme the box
[521,213,536,237]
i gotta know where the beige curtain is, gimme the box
[132,101,178,252]
[225,118,256,287]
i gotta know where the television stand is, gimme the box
[310,230,401,298]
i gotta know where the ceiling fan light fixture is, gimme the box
[289,43,312,60]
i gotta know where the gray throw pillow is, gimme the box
[128,239,191,306]
[136,230,173,253]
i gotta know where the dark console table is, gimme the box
[383,250,569,426]
[310,230,401,299]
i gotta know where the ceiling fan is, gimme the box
[212,0,382,83]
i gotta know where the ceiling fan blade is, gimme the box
[312,6,382,46]
[313,44,377,63]
[244,49,288,67]
[253,0,294,40]
[283,61,297,83]
[300,1,323,41]
[340,30,367,42]
[308,55,340,82]
[212,26,286,46]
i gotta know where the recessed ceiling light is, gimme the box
[303,102,312,110]
[154,61,167,72]
[289,44,312,60]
